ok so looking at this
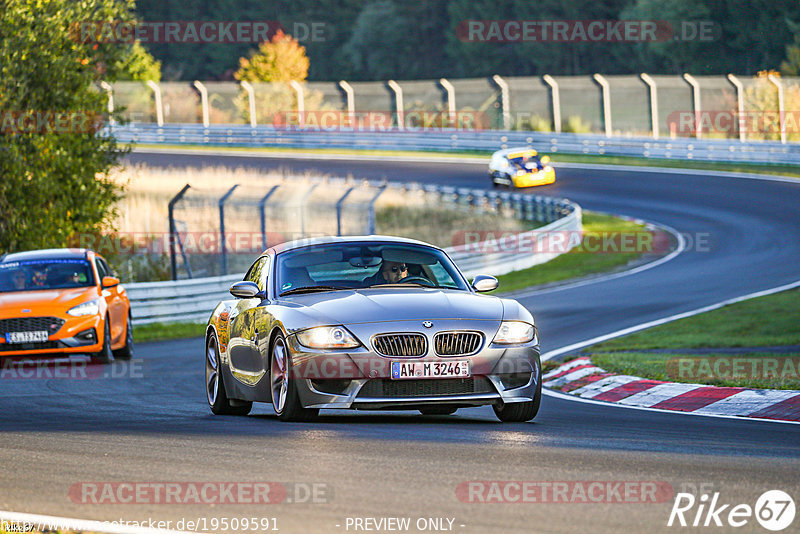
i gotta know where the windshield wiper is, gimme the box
[366,283,451,289]
[279,285,347,297]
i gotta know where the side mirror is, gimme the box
[540,155,551,164]
[229,281,263,299]
[472,274,498,292]
[101,276,120,288]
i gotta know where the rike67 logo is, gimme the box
[668,490,795,531]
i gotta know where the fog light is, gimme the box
[498,372,532,390]
[75,328,97,344]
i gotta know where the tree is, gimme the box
[234,30,310,83]
[780,20,800,76]
[0,0,145,253]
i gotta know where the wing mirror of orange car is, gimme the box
[101,276,120,288]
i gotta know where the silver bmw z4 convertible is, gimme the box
[205,236,542,422]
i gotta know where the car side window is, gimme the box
[94,258,108,280]
[245,257,269,291]
[99,258,114,277]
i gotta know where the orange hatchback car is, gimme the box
[0,249,133,362]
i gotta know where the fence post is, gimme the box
[440,78,456,127]
[289,81,305,127]
[168,184,191,280]
[640,73,659,139]
[299,183,320,238]
[726,74,746,143]
[593,74,612,137]
[339,80,355,127]
[492,75,511,130]
[336,187,356,236]
[99,81,115,125]
[542,75,561,133]
[193,81,210,127]
[146,80,164,127]
[387,80,404,129]
[259,185,280,249]
[219,185,240,276]
[683,73,701,139]
[367,185,387,234]
[767,74,787,144]
[240,80,257,128]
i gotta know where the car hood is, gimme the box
[279,287,504,325]
[0,287,97,316]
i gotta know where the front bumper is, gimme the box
[284,333,540,410]
[512,169,556,187]
[0,315,103,357]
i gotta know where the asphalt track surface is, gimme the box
[1,151,799,533]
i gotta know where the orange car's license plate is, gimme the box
[6,331,48,344]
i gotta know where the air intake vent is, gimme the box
[373,333,427,357]
[0,317,65,335]
[357,377,495,398]
[434,332,483,356]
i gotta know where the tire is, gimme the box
[419,406,458,416]
[206,332,252,416]
[93,317,114,364]
[271,332,318,422]
[113,312,134,360]
[493,377,541,422]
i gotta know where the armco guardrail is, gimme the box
[111,123,800,165]
[127,184,581,325]
[127,273,241,325]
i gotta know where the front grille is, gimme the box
[0,341,62,352]
[373,333,427,357]
[0,317,65,336]
[357,377,495,398]
[434,331,483,356]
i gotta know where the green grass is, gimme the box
[136,143,800,179]
[494,212,649,293]
[592,289,800,350]
[133,321,206,343]
[583,288,800,389]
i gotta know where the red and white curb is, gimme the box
[543,357,800,422]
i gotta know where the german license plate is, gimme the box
[391,360,470,380]
[5,331,48,344]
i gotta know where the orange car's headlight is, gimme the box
[67,299,100,317]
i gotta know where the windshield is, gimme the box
[0,259,95,293]
[275,242,469,294]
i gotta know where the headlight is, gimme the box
[67,299,100,317]
[296,326,360,349]
[516,170,526,176]
[544,166,553,172]
[492,321,535,344]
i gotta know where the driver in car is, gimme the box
[366,260,408,285]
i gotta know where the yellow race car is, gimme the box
[489,147,555,188]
